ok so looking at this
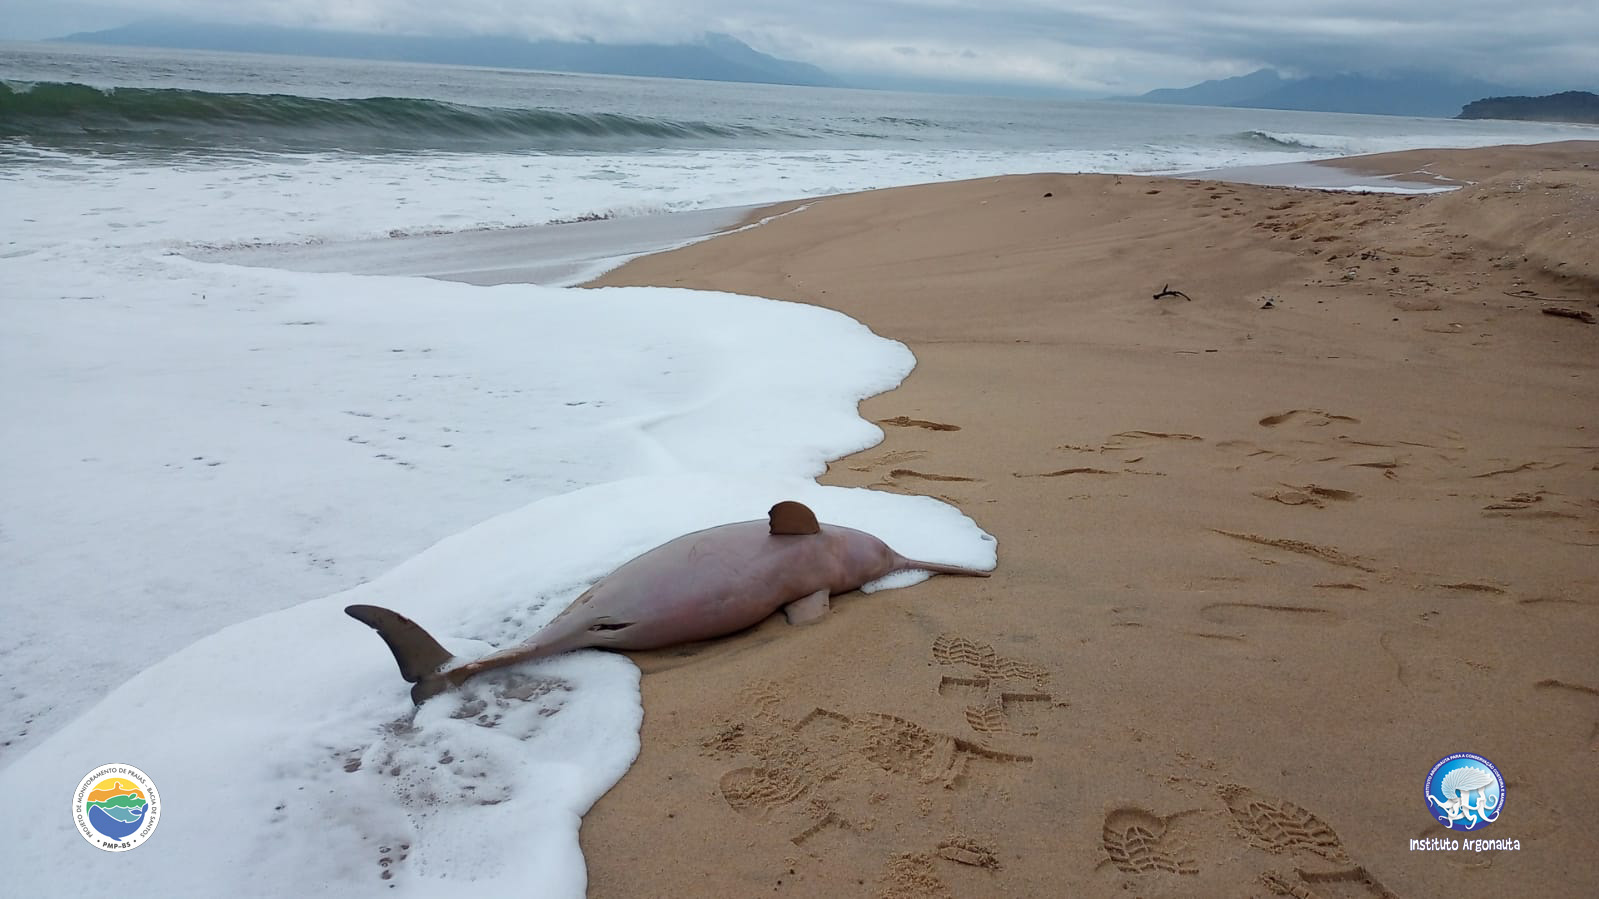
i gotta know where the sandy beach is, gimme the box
[580,141,1599,898]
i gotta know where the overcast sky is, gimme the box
[1,0,1593,94]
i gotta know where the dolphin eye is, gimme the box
[589,621,631,632]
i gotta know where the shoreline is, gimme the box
[197,140,1596,290]
[172,139,1596,896]
[580,141,1598,897]
[189,203,762,287]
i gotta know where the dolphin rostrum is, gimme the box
[347,501,990,703]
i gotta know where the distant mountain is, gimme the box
[53,20,841,88]
[1242,72,1518,117]
[1123,68,1285,107]
[1123,68,1528,118]
[1459,91,1599,124]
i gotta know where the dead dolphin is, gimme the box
[347,500,991,704]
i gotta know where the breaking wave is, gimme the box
[1234,130,1324,150]
[0,80,789,153]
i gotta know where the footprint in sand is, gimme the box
[1219,784,1350,864]
[796,707,1032,786]
[703,686,834,831]
[1107,762,1400,897]
[931,635,1060,737]
[931,635,1050,688]
[1100,805,1199,876]
[1220,785,1403,898]
[705,682,1030,846]
[719,765,814,821]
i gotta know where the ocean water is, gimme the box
[5,41,1596,249]
[0,40,1585,895]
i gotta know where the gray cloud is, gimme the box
[2,0,1594,93]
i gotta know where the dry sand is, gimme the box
[582,141,1599,898]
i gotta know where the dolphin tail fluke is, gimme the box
[409,671,457,705]
[345,605,459,701]
[902,559,992,578]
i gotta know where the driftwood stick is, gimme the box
[1541,306,1595,324]
[1153,284,1192,301]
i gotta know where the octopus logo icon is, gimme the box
[1425,753,1503,830]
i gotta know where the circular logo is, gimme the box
[73,764,160,851]
[1425,753,1503,830]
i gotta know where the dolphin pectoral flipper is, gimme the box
[782,589,831,625]
[344,604,456,683]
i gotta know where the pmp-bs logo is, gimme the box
[1426,753,1503,830]
[73,764,160,851]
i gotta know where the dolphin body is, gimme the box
[347,501,990,704]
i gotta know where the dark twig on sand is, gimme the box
[1541,306,1595,324]
[1504,289,1570,302]
[1153,284,1192,301]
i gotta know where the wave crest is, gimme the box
[1234,130,1322,150]
[0,80,782,153]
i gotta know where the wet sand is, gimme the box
[580,141,1599,898]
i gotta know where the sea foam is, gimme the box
[1,472,990,897]
[2,130,1544,261]
[0,227,995,894]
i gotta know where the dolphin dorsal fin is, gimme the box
[768,501,820,535]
